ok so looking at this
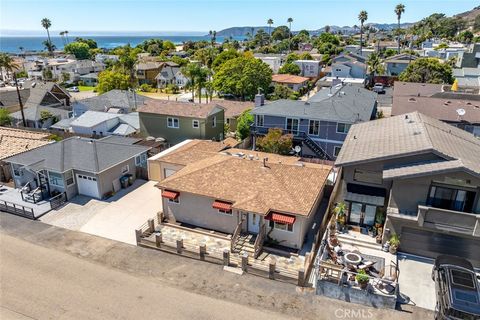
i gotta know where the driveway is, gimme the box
[397,254,436,311]
[40,180,162,245]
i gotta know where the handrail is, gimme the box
[231,219,243,252]
[253,222,266,258]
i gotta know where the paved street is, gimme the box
[0,213,434,320]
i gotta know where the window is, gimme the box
[122,165,129,174]
[218,209,232,215]
[49,171,64,187]
[212,116,217,128]
[65,170,74,186]
[334,146,342,157]
[273,221,293,232]
[135,156,141,166]
[427,185,476,213]
[308,120,320,135]
[336,122,351,134]
[335,68,342,72]
[286,118,299,134]
[256,115,264,127]
[12,165,23,177]
[192,120,199,128]
[167,117,179,128]
[168,197,179,203]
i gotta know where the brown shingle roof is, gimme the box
[393,81,443,97]
[211,100,253,118]
[158,140,230,166]
[158,151,331,216]
[272,74,310,84]
[0,127,51,160]
[137,100,223,118]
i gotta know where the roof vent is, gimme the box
[248,154,254,160]
[408,98,416,102]
[295,162,305,167]
[413,131,422,135]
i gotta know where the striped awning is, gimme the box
[162,190,179,200]
[266,212,296,225]
[212,200,232,211]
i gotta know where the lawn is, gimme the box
[79,86,95,91]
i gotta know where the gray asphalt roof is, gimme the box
[74,90,152,112]
[70,111,119,127]
[50,117,75,130]
[5,136,150,174]
[10,105,71,121]
[252,84,376,123]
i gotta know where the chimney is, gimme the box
[255,93,265,107]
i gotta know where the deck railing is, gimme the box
[49,192,67,210]
[253,222,266,259]
[231,220,243,252]
[0,200,35,219]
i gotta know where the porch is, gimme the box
[0,185,66,219]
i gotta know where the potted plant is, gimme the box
[389,233,400,254]
[376,227,383,244]
[355,269,370,289]
[374,209,385,231]
[334,202,347,233]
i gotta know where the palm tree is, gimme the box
[358,10,368,55]
[64,30,69,44]
[267,19,274,38]
[395,3,405,53]
[41,18,53,56]
[59,31,66,46]
[287,17,293,52]
[366,53,385,86]
[0,53,26,126]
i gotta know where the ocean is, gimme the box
[0,35,245,53]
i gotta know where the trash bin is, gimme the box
[125,174,134,186]
[120,176,129,188]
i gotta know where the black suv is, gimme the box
[432,255,480,320]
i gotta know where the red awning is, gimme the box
[162,190,179,200]
[266,212,296,225]
[212,200,232,211]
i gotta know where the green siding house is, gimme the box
[138,100,225,145]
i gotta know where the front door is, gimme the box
[248,212,260,234]
[348,202,377,227]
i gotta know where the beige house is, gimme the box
[152,141,332,249]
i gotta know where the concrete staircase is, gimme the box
[336,232,383,251]
[233,233,256,256]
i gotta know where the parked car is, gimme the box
[67,86,79,92]
[431,255,480,320]
[0,81,5,87]
[373,83,385,94]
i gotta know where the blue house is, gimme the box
[250,84,377,160]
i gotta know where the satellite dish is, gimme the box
[294,145,302,154]
[456,108,466,116]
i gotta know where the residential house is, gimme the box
[251,83,377,160]
[294,60,321,78]
[58,59,105,82]
[27,58,76,80]
[384,53,417,76]
[154,141,332,249]
[212,100,253,132]
[68,111,140,137]
[5,136,150,201]
[453,68,480,93]
[254,54,286,73]
[271,74,310,92]
[73,89,153,117]
[456,44,480,68]
[155,62,188,89]
[392,81,480,136]
[0,127,51,182]
[334,112,480,267]
[137,100,225,145]
[0,88,30,112]
[79,72,99,86]
[330,53,367,80]
[135,61,163,85]
[95,54,119,64]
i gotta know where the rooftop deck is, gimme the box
[0,186,52,219]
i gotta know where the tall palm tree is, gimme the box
[64,30,69,44]
[366,53,385,86]
[0,53,26,126]
[59,31,66,46]
[358,10,368,55]
[267,19,274,38]
[287,17,293,52]
[395,3,405,53]
[41,18,53,56]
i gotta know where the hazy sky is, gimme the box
[0,0,476,33]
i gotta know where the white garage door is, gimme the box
[76,174,100,199]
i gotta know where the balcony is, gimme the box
[387,205,480,238]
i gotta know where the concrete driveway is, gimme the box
[41,180,162,245]
[397,254,436,311]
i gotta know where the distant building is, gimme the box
[384,53,417,76]
[294,60,321,78]
[271,74,310,92]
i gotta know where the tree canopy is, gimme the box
[74,37,98,49]
[398,58,453,84]
[256,128,293,155]
[64,42,91,59]
[0,108,12,126]
[278,62,301,75]
[236,109,254,140]
[96,70,130,93]
[213,56,272,100]
[212,49,241,71]
[271,26,291,41]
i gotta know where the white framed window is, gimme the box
[286,118,299,135]
[273,221,294,232]
[336,122,351,134]
[48,171,64,187]
[65,170,75,186]
[218,209,232,215]
[167,117,179,128]
[308,120,320,135]
[122,165,129,174]
[168,197,179,203]
[256,115,264,127]
[212,116,217,128]
[334,146,342,157]
[192,120,200,128]
[135,156,141,166]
